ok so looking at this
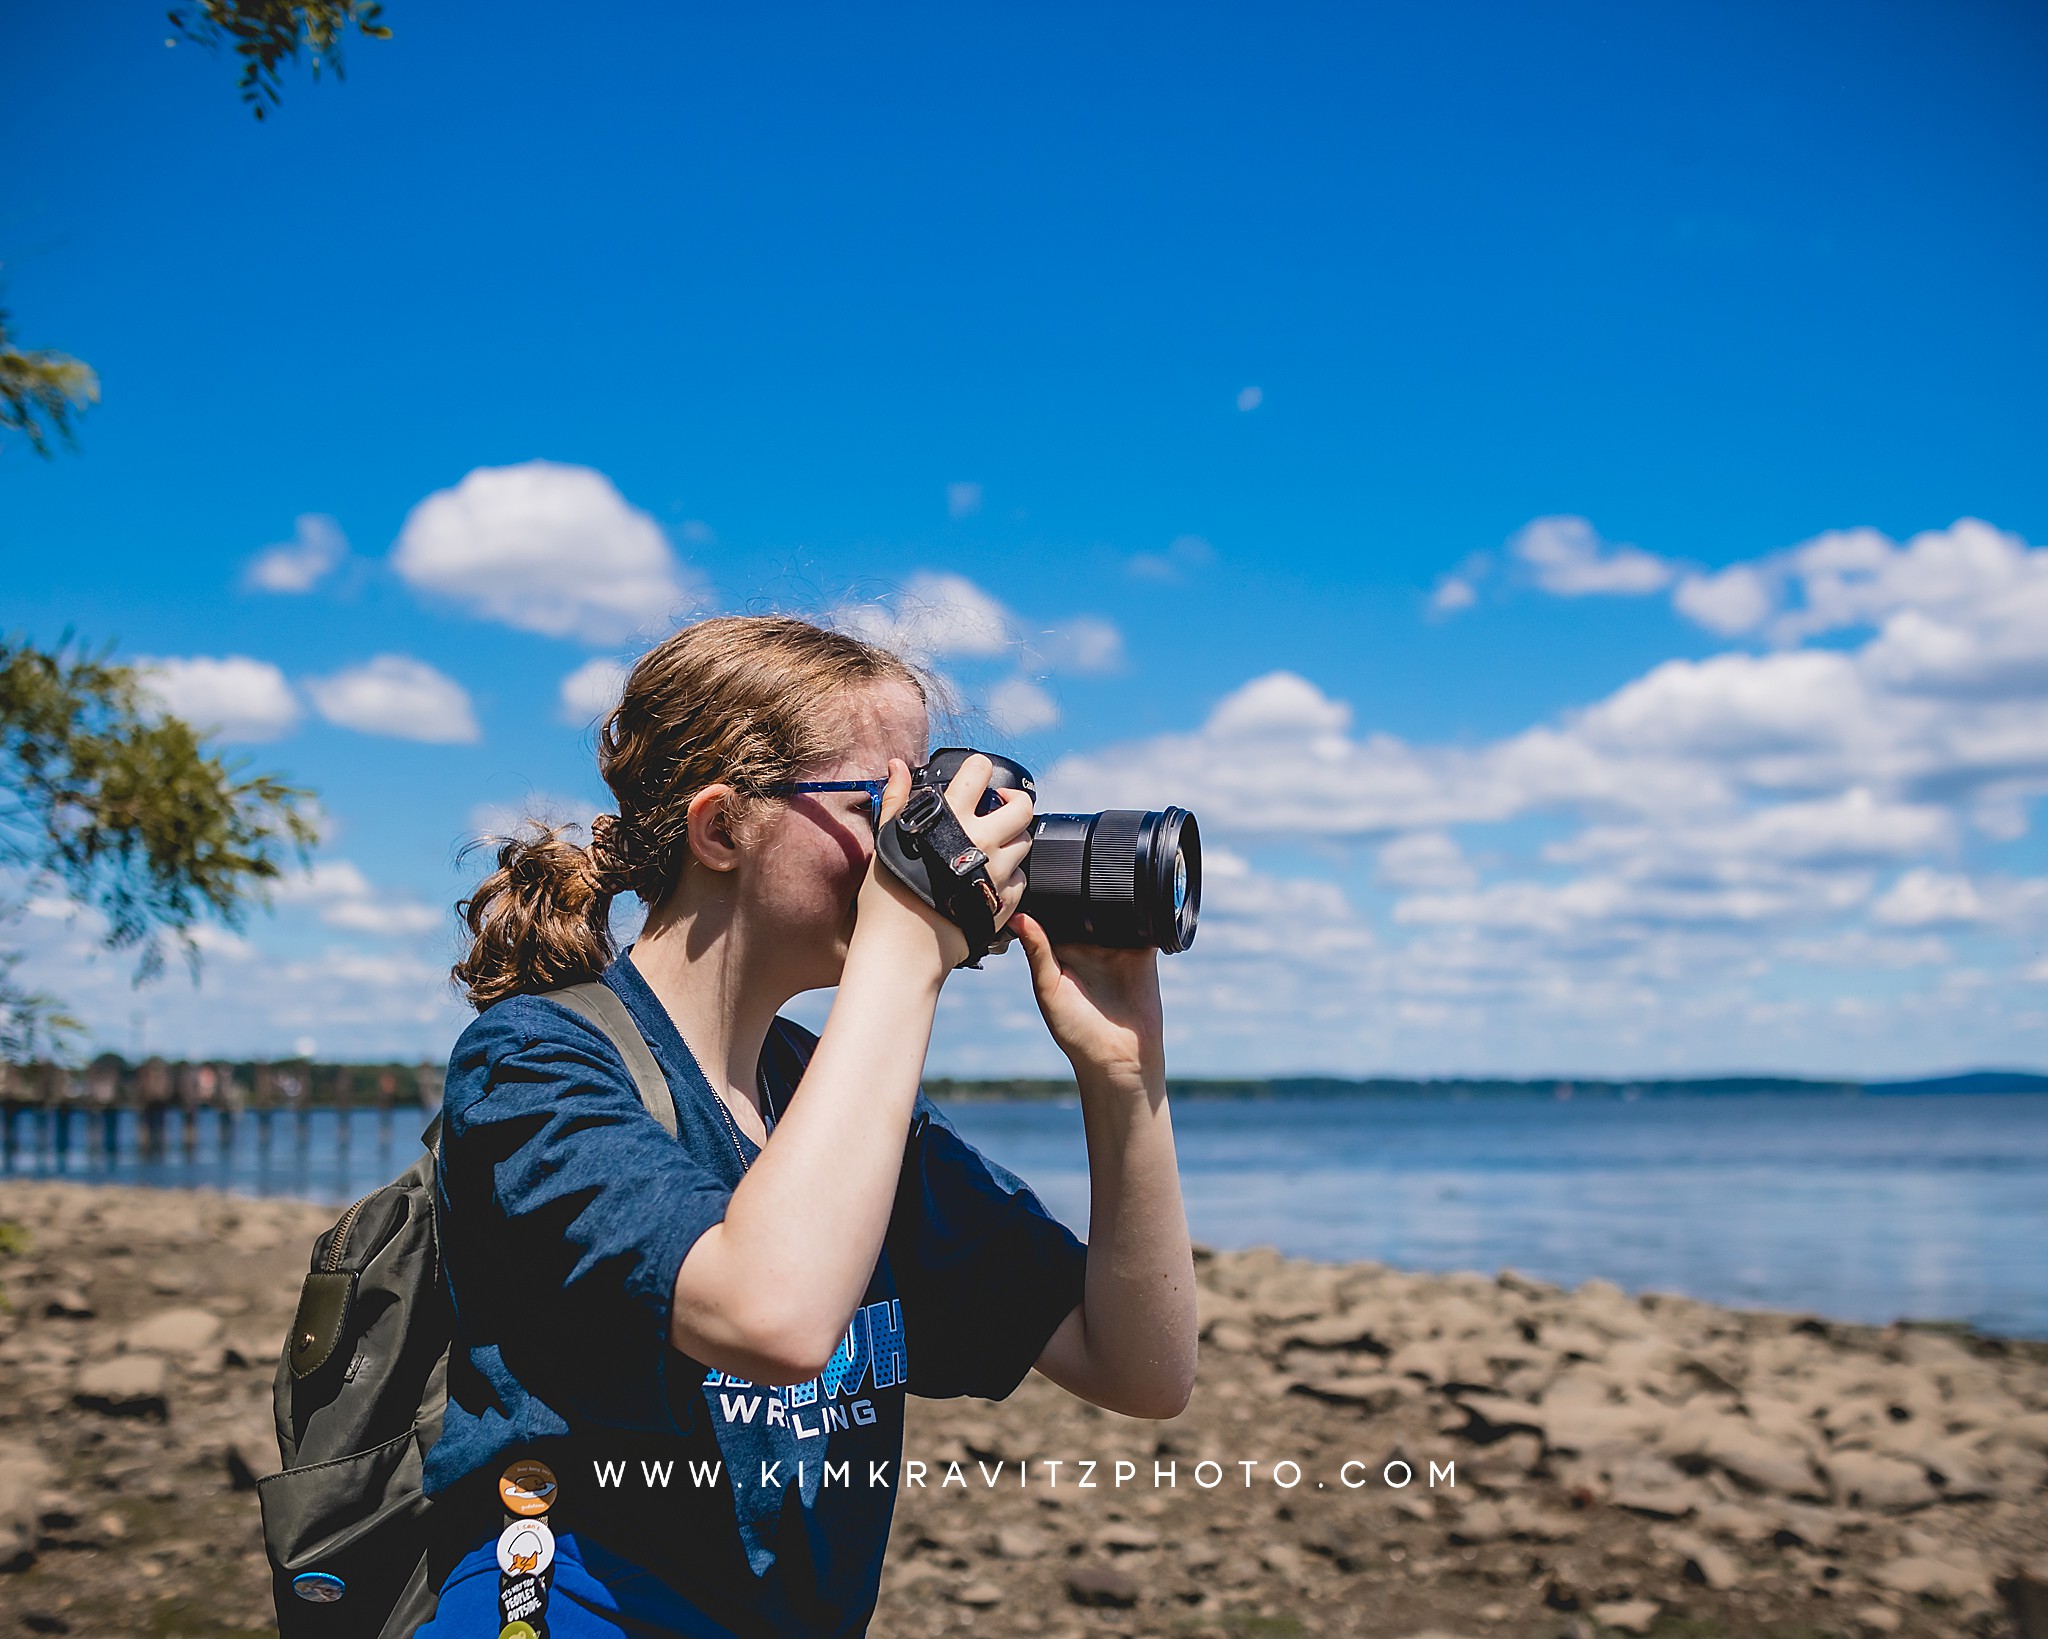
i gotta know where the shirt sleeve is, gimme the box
[438,995,733,1435]
[889,1092,1090,1402]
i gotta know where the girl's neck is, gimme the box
[625,894,784,1126]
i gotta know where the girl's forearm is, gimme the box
[1071,1063,1199,1416]
[669,921,946,1378]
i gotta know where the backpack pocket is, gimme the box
[258,1421,435,1637]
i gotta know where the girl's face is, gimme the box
[739,678,930,993]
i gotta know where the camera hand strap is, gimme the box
[875,785,1000,968]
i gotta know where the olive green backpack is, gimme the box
[257,982,679,1638]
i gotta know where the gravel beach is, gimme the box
[1,1179,2044,1639]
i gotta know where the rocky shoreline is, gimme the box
[1,1179,2044,1638]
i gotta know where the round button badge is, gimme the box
[498,1625,540,1639]
[497,1458,558,1518]
[497,1517,555,1579]
[291,1571,347,1603]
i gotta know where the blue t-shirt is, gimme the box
[419,949,1089,1638]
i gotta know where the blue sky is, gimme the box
[4,1,2046,1074]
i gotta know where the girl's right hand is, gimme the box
[856,754,1035,971]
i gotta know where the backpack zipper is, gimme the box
[324,1194,368,1273]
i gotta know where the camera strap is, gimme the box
[875,785,1001,968]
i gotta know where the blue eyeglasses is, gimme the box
[761,778,889,819]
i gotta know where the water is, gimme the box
[6,1093,2045,1339]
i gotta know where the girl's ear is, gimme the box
[684,783,743,873]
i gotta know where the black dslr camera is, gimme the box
[875,747,1201,967]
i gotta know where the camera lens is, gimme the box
[1020,807,1201,953]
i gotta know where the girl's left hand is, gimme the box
[1010,913,1164,1084]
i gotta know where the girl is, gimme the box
[417,615,1197,1638]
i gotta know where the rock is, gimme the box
[40,1289,92,1320]
[1462,1431,1543,1489]
[1094,1521,1159,1552]
[1827,1449,1938,1512]
[991,1524,1052,1560]
[1258,1541,1305,1579]
[952,1580,1004,1607]
[1874,1552,1990,1603]
[0,1443,55,1572]
[1447,1500,1510,1544]
[1852,1606,1901,1635]
[1590,1599,1661,1635]
[1606,1457,1711,1518]
[1281,1309,1390,1351]
[1664,1410,1825,1499]
[1287,1371,1417,1413]
[2000,1562,2048,1639]
[1665,1528,1743,1589]
[123,1307,221,1355]
[1206,1320,1257,1353]
[1066,1564,1140,1607]
[72,1355,168,1419]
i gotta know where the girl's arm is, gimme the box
[666,757,1034,1384]
[1010,924,1200,1420]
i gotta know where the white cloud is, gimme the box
[559,657,629,724]
[268,858,444,936]
[306,655,480,744]
[1376,831,1476,891]
[1429,575,1478,614]
[138,655,300,741]
[1872,868,1986,927]
[946,482,983,520]
[1236,386,1263,411]
[1024,517,2048,1071]
[1674,563,1774,635]
[984,677,1060,736]
[392,461,700,644]
[244,514,348,593]
[1511,516,1676,596]
[838,571,1013,663]
[1035,616,1123,675]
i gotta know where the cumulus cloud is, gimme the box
[838,572,1013,663]
[271,858,443,935]
[138,655,300,741]
[984,677,1060,736]
[1871,868,1985,928]
[392,461,700,644]
[306,655,480,743]
[1511,516,1676,597]
[244,514,348,593]
[835,572,1125,695]
[1029,517,2048,1070]
[559,657,629,724]
[1033,616,1123,676]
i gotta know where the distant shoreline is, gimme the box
[926,1069,2048,1101]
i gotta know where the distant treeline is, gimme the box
[0,1055,442,1112]
[7,1057,2042,1111]
[922,1069,2048,1101]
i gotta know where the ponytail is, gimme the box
[451,824,615,1011]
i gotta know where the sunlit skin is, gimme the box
[626,676,1198,1419]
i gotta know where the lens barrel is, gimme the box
[913,747,1202,954]
[1019,807,1201,953]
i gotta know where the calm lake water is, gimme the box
[6,1092,2045,1339]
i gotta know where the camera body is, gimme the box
[901,747,1201,955]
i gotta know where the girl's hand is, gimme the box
[1010,912,1164,1085]
[856,755,1035,971]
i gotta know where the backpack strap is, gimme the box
[546,981,679,1138]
